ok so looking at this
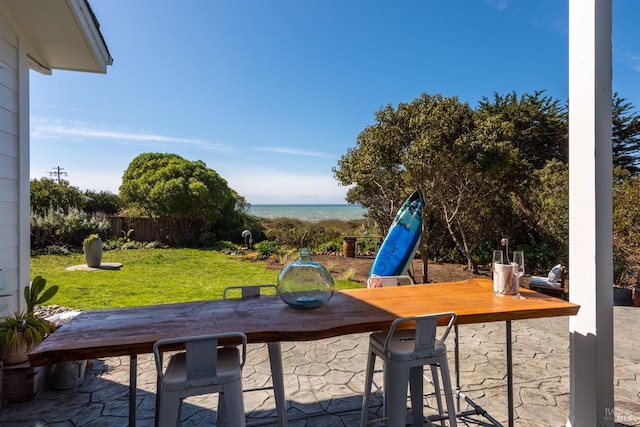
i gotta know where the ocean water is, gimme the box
[249,204,366,222]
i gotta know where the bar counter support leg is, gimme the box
[454,324,461,412]
[267,342,288,427]
[506,321,513,427]
[129,354,137,427]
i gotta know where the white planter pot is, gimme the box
[84,239,103,268]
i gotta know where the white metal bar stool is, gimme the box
[153,332,247,427]
[223,285,288,426]
[361,312,457,427]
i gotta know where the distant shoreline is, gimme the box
[249,204,366,222]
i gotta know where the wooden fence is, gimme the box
[108,216,201,247]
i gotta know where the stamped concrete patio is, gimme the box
[1,306,639,426]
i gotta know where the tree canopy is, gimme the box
[612,93,640,175]
[335,90,640,278]
[119,153,249,243]
[334,91,569,273]
[30,178,85,214]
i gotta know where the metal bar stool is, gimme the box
[223,285,288,426]
[153,332,247,427]
[361,312,457,427]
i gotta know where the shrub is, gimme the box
[145,241,165,249]
[30,207,111,249]
[212,241,239,252]
[199,232,217,248]
[317,240,341,253]
[121,241,145,250]
[44,245,71,255]
[256,241,280,259]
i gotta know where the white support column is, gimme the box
[568,0,614,426]
[17,37,30,313]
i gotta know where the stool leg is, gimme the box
[157,390,181,427]
[217,393,226,427]
[430,365,445,427]
[222,380,246,427]
[409,366,424,427]
[438,358,457,427]
[360,350,377,427]
[385,361,410,427]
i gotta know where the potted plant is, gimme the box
[83,233,103,268]
[0,312,56,365]
[0,276,58,365]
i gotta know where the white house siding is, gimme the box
[0,12,22,313]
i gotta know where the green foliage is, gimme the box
[612,93,640,176]
[119,152,255,245]
[476,90,567,168]
[44,245,71,256]
[83,190,123,215]
[335,92,527,272]
[145,241,165,249]
[256,241,280,259]
[613,168,640,286]
[30,207,111,249]
[30,178,85,214]
[120,153,236,221]
[211,240,240,252]
[24,276,59,315]
[121,241,146,250]
[317,240,342,253]
[83,234,101,245]
[199,232,218,248]
[0,312,56,351]
[121,229,134,243]
[261,218,344,249]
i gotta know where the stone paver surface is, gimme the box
[1,307,638,426]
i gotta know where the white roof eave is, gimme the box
[1,0,112,74]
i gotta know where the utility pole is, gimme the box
[49,166,68,184]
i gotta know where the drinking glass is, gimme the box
[492,250,503,269]
[492,250,503,292]
[512,251,525,297]
[513,251,525,279]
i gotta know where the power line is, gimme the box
[48,166,68,184]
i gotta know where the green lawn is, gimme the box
[30,248,361,310]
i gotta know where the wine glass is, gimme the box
[513,251,525,295]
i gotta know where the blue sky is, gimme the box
[29,0,640,204]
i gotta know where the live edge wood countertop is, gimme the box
[29,278,579,367]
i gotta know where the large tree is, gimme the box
[120,153,245,242]
[333,105,411,234]
[30,178,86,214]
[335,91,571,273]
[474,91,569,264]
[612,93,640,175]
[477,90,568,169]
[83,190,123,215]
[335,94,520,272]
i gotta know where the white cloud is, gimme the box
[253,147,335,158]
[485,0,509,11]
[30,117,229,151]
